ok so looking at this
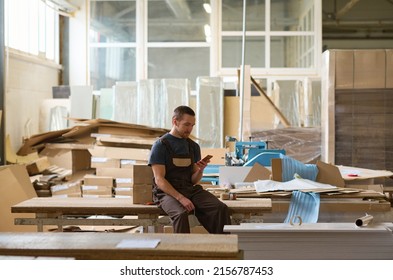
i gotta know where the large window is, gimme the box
[147,0,211,89]
[5,0,59,62]
[220,0,319,74]
[88,0,321,90]
[89,0,137,90]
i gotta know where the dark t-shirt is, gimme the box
[148,133,201,166]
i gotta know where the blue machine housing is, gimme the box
[201,140,286,184]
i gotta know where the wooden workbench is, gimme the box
[224,222,393,260]
[0,232,241,260]
[11,197,272,232]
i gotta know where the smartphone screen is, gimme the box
[202,155,213,162]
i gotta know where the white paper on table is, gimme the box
[116,239,161,249]
[254,178,338,192]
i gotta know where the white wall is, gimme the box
[69,0,88,86]
[5,50,60,154]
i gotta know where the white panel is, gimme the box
[196,76,224,148]
[69,86,93,125]
[99,88,114,120]
[113,82,138,124]
[161,79,190,129]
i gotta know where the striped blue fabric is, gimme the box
[284,190,320,223]
[280,155,319,182]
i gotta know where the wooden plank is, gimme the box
[0,232,241,260]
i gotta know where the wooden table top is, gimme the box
[0,232,241,260]
[11,197,272,215]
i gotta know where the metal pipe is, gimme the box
[239,0,246,141]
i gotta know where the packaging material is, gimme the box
[40,145,92,174]
[25,156,51,175]
[90,157,120,168]
[335,50,354,89]
[387,49,393,88]
[315,161,345,188]
[354,50,386,89]
[0,165,37,232]
[83,174,113,186]
[82,185,113,196]
[50,181,82,196]
[219,163,271,186]
[252,127,321,164]
[97,166,153,185]
[272,158,345,186]
[133,184,153,204]
[114,187,133,197]
[345,184,384,193]
[120,159,148,168]
[88,146,150,161]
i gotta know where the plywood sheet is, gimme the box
[354,50,386,89]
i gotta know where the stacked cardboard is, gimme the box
[82,175,113,198]
[51,181,82,197]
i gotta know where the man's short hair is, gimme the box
[173,105,195,120]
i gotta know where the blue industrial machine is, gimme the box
[201,137,286,184]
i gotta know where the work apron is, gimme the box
[152,137,195,202]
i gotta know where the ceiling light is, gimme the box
[203,3,211,14]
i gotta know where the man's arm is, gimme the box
[191,157,209,184]
[151,164,195,212]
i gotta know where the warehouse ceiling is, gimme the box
[51,0,393,39]
[322,0,393,39]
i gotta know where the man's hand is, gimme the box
[178,196,195,212]
[195,157,209,172]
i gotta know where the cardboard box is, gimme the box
[88,146,150,161]
[115,178,134,188]
[120,159,148,167]
[0,165,37,232]
[82,194,113,198]
[52,193,82,198]
[50,181,82,196]
[40,145,91,174]
[83,174,113,186]
[271,158,344,185]
[96,166,153,184]
[91,157,120,168]
[133,184,153,204]
[114,187,133,197]
[219,163,271,186]
[201,148,228,165]
[25,156,51,175]
[82,185,113,196]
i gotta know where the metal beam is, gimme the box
[336,0,361,19]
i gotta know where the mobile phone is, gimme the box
[201,155,213,162]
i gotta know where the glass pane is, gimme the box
[90,47,136,90]
[271,0,313,31]
[222,0,265,31]
[148,47,209,89]
[148,0,210,42]
[271,36,314,68]
[90,0,136,43]
[222,36,265,68]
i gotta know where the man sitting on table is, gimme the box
[148,105,231,234]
